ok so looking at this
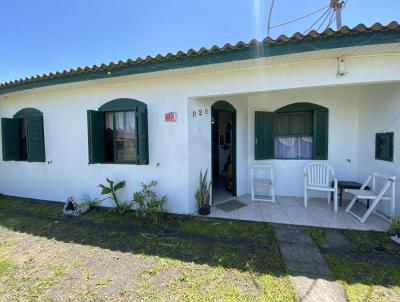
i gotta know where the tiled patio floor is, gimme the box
[209,195,390,231]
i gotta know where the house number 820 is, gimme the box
[193,108,209,118]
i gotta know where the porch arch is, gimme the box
[211,100,236,112]
[13,108,43,118]
[275,102,327,113]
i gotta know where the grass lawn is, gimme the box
[0,197,295,302]
[307,227,400,302]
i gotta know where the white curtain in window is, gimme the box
[275,137,313,159]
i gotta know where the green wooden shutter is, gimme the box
[26,116,45,162]
[255,111,274,160]
[87,110,105,164]
[1,118,21,161]
[137,107,149,165]
[313,109,328,160]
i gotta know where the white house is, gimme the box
[1,22,399,221]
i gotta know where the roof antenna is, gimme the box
[330,0,345,29]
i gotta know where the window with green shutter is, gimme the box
[1,108,45,162]
[254,102,328,160]
[87,98,149,165]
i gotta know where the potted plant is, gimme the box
[389,217,400,244]
[195,169,212,215]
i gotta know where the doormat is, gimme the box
[215,199,247,212]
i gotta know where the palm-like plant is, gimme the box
[99,178,126,209]
[195,170,212,209]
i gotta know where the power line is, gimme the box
[316,8,334,32]
[302,6,331,34]
[326,9,336,29]
[327,13,337,28]
[269,4,329,29]
[267,0,348,37]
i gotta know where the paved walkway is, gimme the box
[273,224,348,302]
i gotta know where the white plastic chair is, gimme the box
[304,162,338,211]
[345,173,396,223]
[251,165,276,203]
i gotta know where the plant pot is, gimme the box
[199,206,211,216]
[391,235,400,245]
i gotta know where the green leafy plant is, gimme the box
[195,169,212,209]
[77,198,101,213]
[99,178,131,213]
[132,181,167,223]
[389,217,400,236]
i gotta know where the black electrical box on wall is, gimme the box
[375,132,394,162]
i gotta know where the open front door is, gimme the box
[211,101,236,204]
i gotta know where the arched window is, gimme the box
[255,102,328,160]
[1,108,45,162]
[87,98,148,165]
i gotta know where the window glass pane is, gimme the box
[275,115,290,136]
[115,111,136,161]
[104,112,114,162]
[20,118,28,160]
[290,113,308,135]
[274,136,312,159]
[298,137,313,159]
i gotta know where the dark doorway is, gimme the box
[211,101,236,204]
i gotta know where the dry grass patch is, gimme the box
[0,197,295,302]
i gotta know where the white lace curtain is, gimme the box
[274,137,313,159]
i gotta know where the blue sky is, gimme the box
[1,0,399,83]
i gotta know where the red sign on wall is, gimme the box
[165,112,177,122]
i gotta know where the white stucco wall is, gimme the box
[0,49,399,215]
[357,83,400,216]
[0,81,191,213]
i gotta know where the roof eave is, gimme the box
[1,25,399,96]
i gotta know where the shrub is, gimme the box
[99,178,132,213]
[132,181,167,223]
[77,197,101,213]
[389,217,400,236]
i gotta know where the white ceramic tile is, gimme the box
[262,211,291,224]
[208,207,220,217]
[237,194,252,203]
[306,206,335,218]
[214,209,239,220]
[259,202,286,215]
[305,198,333,209]
[238,206,264,222]
[284,206,321,226]
[208,195,389,231]
[277,196,302,207]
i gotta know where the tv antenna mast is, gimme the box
[330,0,345,29]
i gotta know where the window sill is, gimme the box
[3,160,45,163]
[88,161,146,165]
